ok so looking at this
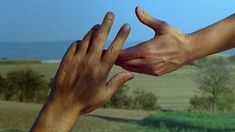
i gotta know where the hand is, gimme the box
[116,7,194,76]
[31,12,133,132]
[52,12,133,114]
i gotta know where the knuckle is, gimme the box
[85,60,97,72]
[96,29,106,39]
[149,65,156,71]
[153,70,161,76]
[116,78,124,87]
[70,42,78,48]
[109,46,120,56]
[159,20,169,28]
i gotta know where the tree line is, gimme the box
[0,69,49,103]
[0,56,234,112]
[0,69,159,111]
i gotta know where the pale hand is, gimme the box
[116,7,194,76]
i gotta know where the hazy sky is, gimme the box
[0,0,235,43]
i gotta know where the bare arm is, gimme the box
[116,6,235,76]
[190,14,235,60]
[30,12,133,132]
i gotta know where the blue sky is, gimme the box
[0,0,235,44]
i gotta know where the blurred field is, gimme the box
[0,63,59,80]
[126,112,235,132]
[0,63,197,111]
[1,101,235,132]
[0,101,151,132]
[1,63,235,131]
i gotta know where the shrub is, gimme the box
[105,86,159,111]
[132,89,158,111]
[0,75,7,98]
[104,85,133,109]
[190,57,235,112]
[5,69,49,103]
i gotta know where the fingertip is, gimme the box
[106,11,115,20]
[122,23,131,32]
[128,72,134,80]
[135,6,144,19]
[123,71,134,80]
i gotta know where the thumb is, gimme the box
[135,6,170,35]
[106,71,134,96]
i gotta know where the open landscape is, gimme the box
[0,62,198,111]
[1,100,235,132]
[1,61,235,131]
[1,1,235,131]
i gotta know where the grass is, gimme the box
[126,112,235,132]
[1,60,235,131]
[1,101,235,132]
[0,101,150,132]
[0,60,41,65]
[150,112,235,131]
[0,63,58,80]
[0,63,197,111]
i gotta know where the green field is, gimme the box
[0,101,150,132]
[0,63,197,111]
[1,101,235,132]
[1,63,235,131]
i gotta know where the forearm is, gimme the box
[189,14,235,60]
[30,97,81,132]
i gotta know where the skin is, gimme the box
[30,6,235,132]
[116,6,235,76]
[30,12,133,132]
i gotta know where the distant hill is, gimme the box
[0,41,72,60]
[0,41,234,60]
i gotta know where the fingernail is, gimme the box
[136,6,144,16]
[106,12,114,20]
[128,73,134,79]
[123,24,130,31]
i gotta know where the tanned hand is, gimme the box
[30,12,133,132]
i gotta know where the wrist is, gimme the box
[31,94,82,132]
[185,33,200,62]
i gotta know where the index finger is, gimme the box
[88,12,115,58]
[102,24,131,70]
[115,43,144,65]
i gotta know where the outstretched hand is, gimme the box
[52,12,133,115]
[31,12,133,132]
[116,7,194,76]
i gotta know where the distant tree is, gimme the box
[34,78,53,103]
[0,75,7,97]
[105,86,159,111]
[132,89,158,111]
[34,84,49,103]
[48,78,54,89]
[104,85,132,109]
[190,57,235,112]
[6,69,49,102]
[1,74,17,101]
